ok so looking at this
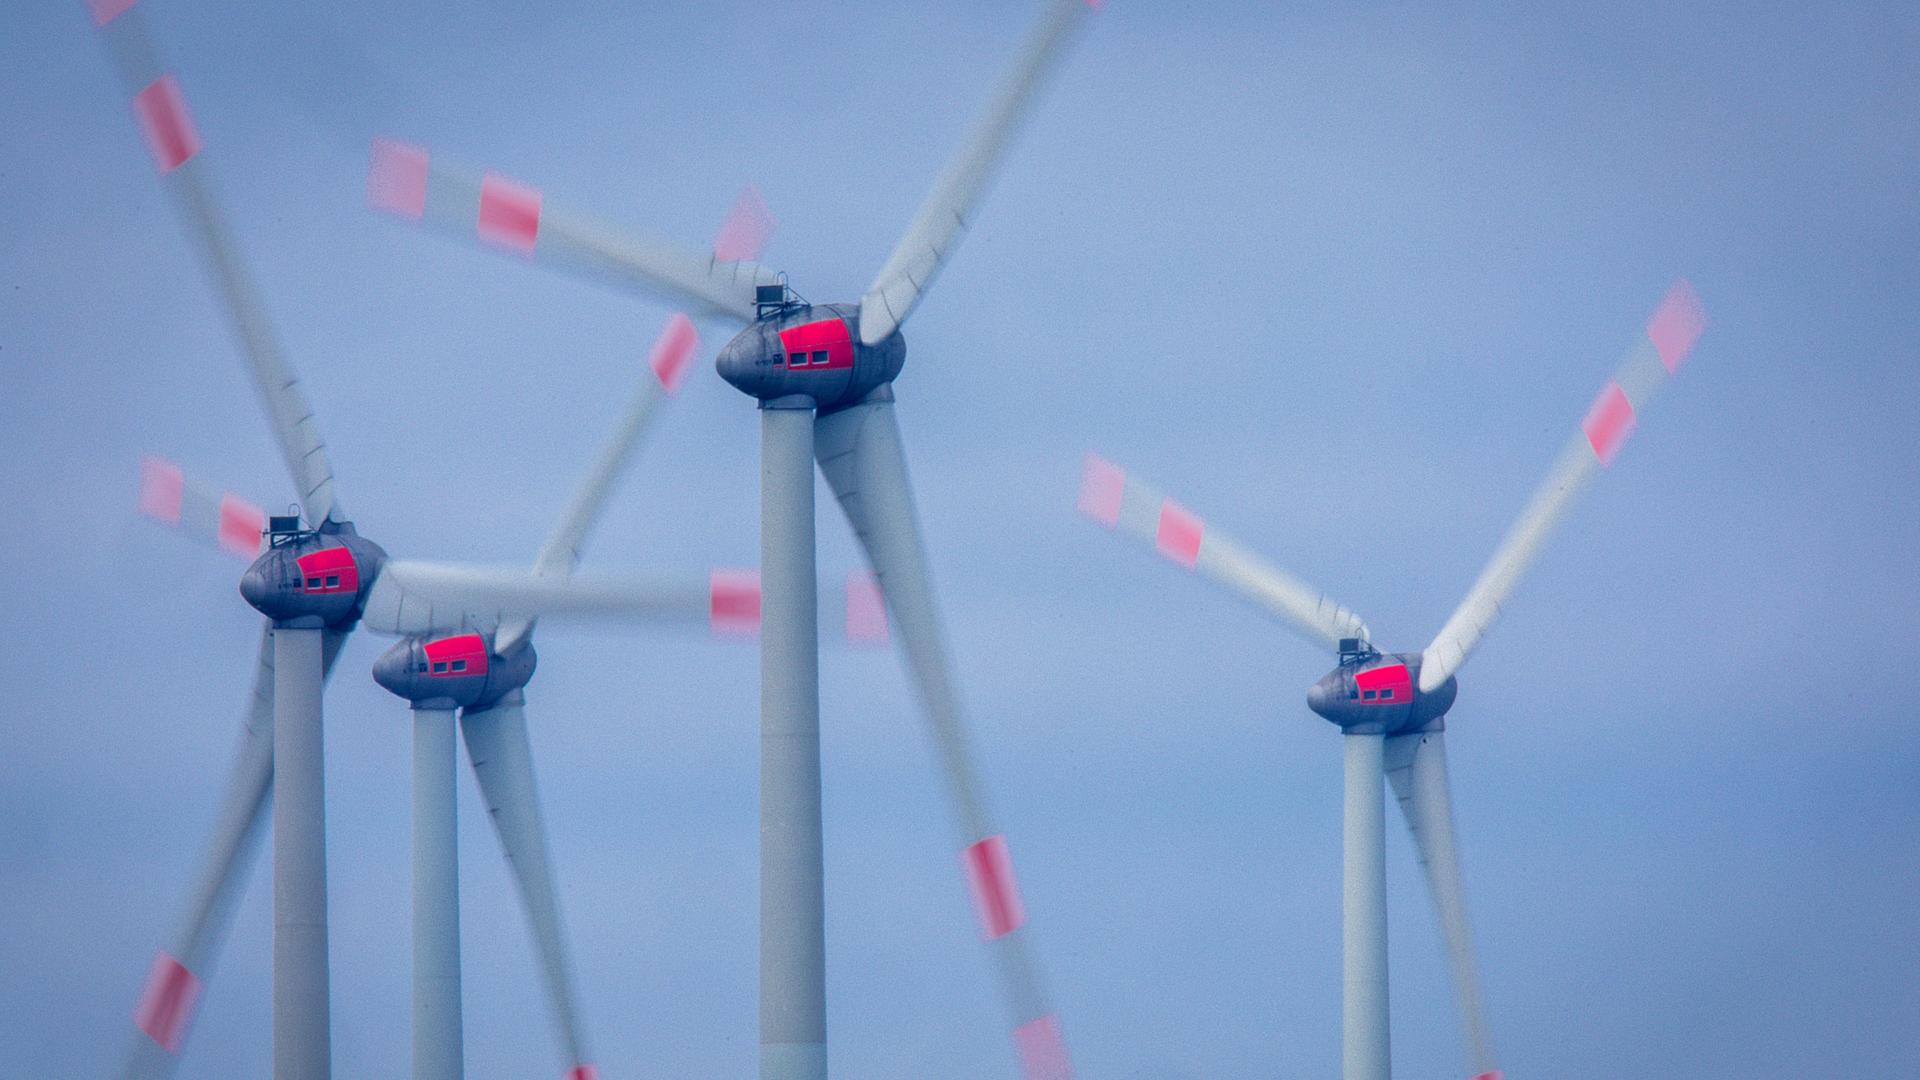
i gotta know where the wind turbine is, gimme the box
[364,311,746,1080]
[1077,280,1708,1080]
[89,4,755,1078]
[369,2,1099,1075]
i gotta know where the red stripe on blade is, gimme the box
[138,457,183,524]
[648,312,699,393]
[1646,278,1705,373]
[88,0,139,26]
[217,495,265,557]
[712,185,775,261]
[1581,381,1637,466]
[963,834,1026,940]
[1471,1072,1504,1080]
[1014,1014,1075,1080]
[1155,499,1204,568]
[1076,454,1124,526]
[133,76,201,173]
[567,1066,600,1080]
[709,569,761,635]
[477,174,542,254]
[133,950,201,1053]
[367,138,428,219]
[846,571,888,645]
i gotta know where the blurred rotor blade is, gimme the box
[137,456,266,559]
[857,0,1097,345]
[843,570,890,646]
[815,392,1073,1080]
[123,625,347,1077]
[1077,453,1370,650]
[1385,730,1498,1080]
[1419,280,1706,692]
[458,691,596,1080]
[495,312,702,654]
[91,2,342,526]
[711,185,777,263]
[368,138,778,322]
[361,561,716,637]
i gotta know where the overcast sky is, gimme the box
[2,1,1917,1077]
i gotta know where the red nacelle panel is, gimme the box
[423,633,489,678]
[778,318,854,371]
[296,546,359,595]
[1354,663,1412,705]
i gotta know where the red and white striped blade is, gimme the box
[138,456,266,559]
[815,396,1073,1079]
[491,312,704,655]
[1077,453,1370,651]
[711,185,776,263]
[714,570,895,647]
[844,570,889,646]
[132,950,201,1053]
[92,1,342,527]
[709,569,762,637]
[368,138,779,323]
[124,626,348,1076]
[1419,279,1707,692]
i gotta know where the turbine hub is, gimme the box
[1306,649,1457,735]
[372,632,536,712]
[715,296,904,410]
[239,516,386,629]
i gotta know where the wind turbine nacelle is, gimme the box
[1306,651,1458,735]
[239,528,387,628]
[372,633,536,711]
[716,303,905,410]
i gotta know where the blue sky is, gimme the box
[1,1,1917,1077]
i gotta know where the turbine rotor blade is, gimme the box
[1077,453,1370,650]
[857,0,1097,345]
[92,2,342,526]
[123,626,346,1078]
[1385,730,1497,1080]
[137,457,266,560]
[459,692,596,1077]
[815,391,1073,1079]
[368,139,777,323]
[1419,279,1706,692]
[495,312,702,653]
[361,561,714,638]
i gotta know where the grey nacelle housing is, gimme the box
[239,528,388,629]
[1305,651,1458,735]
[372,636,536,711]
[716,302,905,411]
